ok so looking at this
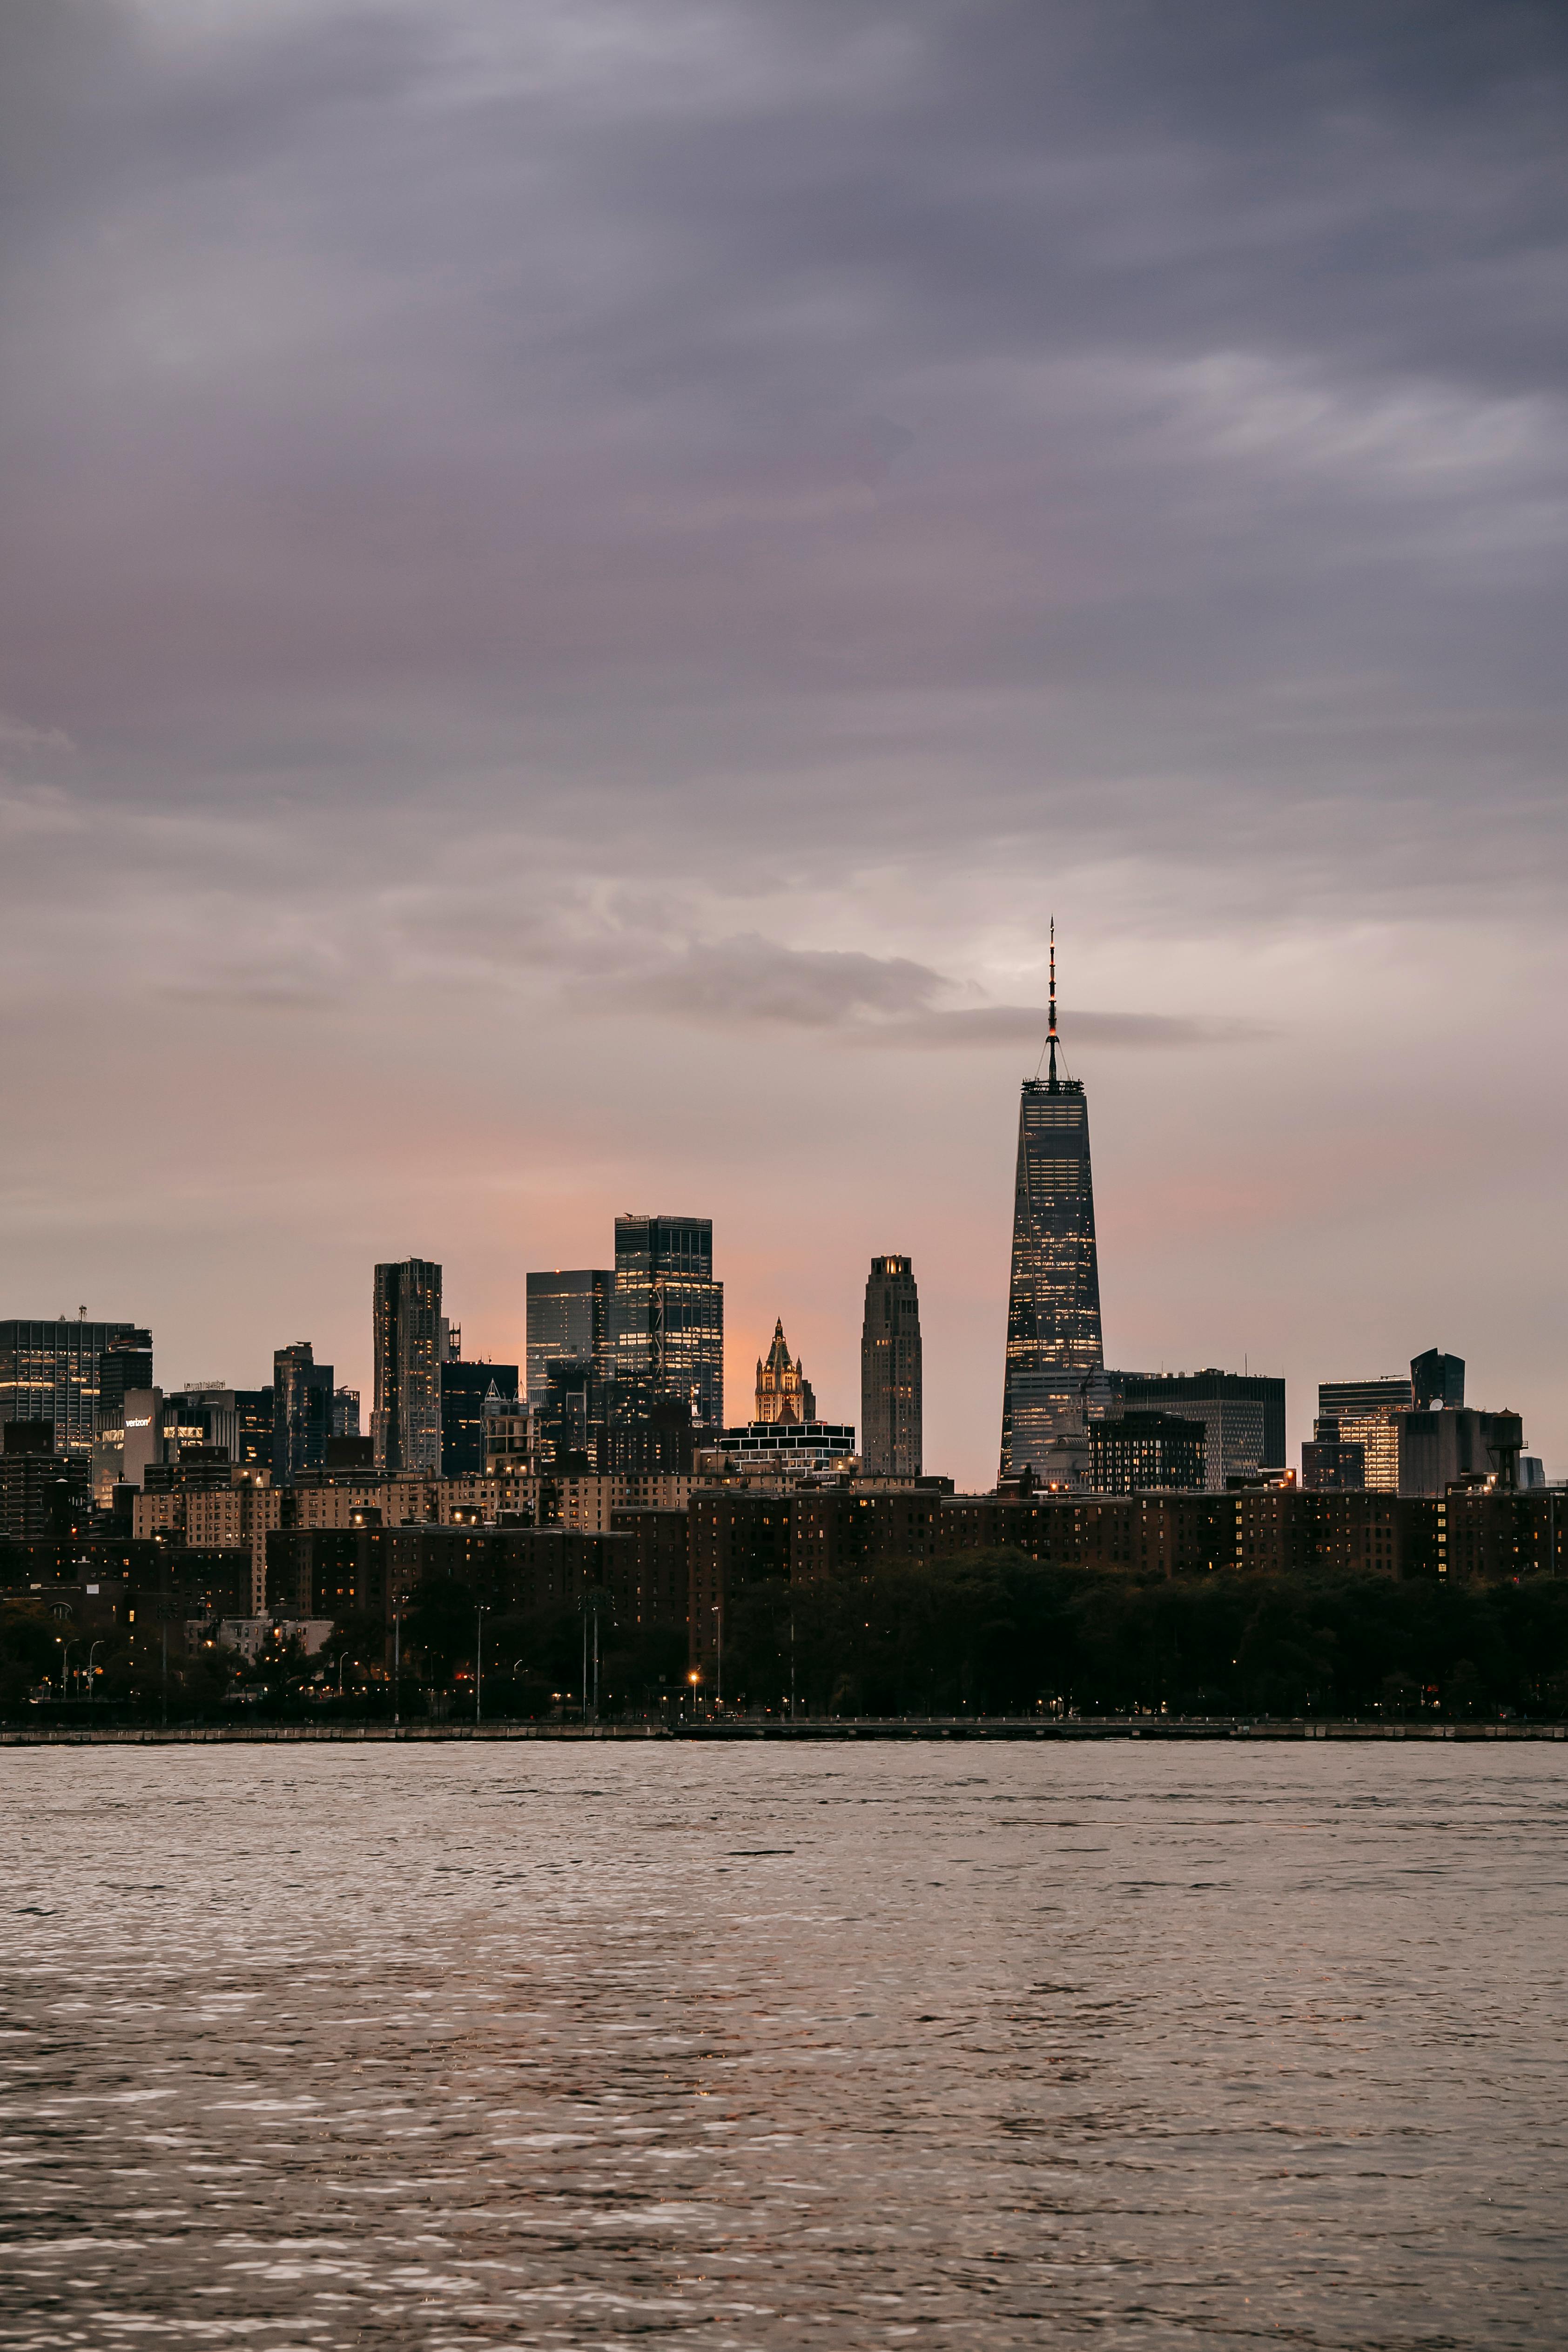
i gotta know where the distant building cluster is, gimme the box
[1,929,1555,1701]
[993,931,1538,1506]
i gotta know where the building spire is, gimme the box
[1046,916,1058,1089]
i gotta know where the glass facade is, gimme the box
[1411,1349,1465,1409]
[1318,1378,1411,1495]
[0,1319,151,1458]
[165,1384,275,1472]
[372,1259,443,1475]
[1089,1412,1206,1494]
[525,1270,612,1403]
[273,1345,334,1483]
[1000,1078,1104,1480]
[861,1256,922,1479]
[1111,1372,1287,1491]
[613,1216,723,1431]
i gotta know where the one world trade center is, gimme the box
[998,925,1105,1483]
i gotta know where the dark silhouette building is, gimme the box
[440,1359,519,1477]
[97,1331,155,1429]
[1301,1422,1366,1491]
[273,1344,334,1484]
[1,1420,89,1539]
[165,1384,275,1472]
[373,1258,443,1474]
[861,1256,922,1479]
[1089,1412,1207,1494]
[613,1216,723,1431]
[1000,929,1104,1482]
[1411,1349,1465,1409]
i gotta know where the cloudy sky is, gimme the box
[2,0,1564,1485]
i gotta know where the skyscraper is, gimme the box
[372,1258,443,1474]
[525,1270,613,1401]
[273,1343,334,1483]
[613,1216,723,1429]
[754,1320,815,1424]
[861,1256,922,1478]
[1317,1375,1411,1493]
[0,1318,152,1457]
[999,929,1104,1482]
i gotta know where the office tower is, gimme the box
[754,1320,815,1425]
[273,1343,335,1484]
[1089,1411,1206,1494]
[1411,1349,1465,1410]
[440,1358,519,1477]
[613,1216,723,1430]
[0,1318,152,1457]
[332,1386,361,1438]
[1318,1375,1413,1421]
[861,1256,922,1479]
[373,1258,443,1473]
[1318,1375,1411,1493]
[525,1270,613,1401]
[1109,1369,1287,1492]
[999,930,1104,1482]
[536,1359,613,1472]
[1,1419,88,1539]
[164,1383,276,1472]
[97,1331,154,1428]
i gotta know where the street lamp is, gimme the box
[687,1667,700,1720]
[712,1603,723,1710]
[87,1640,104,1704]
[57,1636,74,1701]
[475,1603,488,1727]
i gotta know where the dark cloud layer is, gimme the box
[0,1,1563,1479]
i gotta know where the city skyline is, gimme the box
[0,6,1562,1494]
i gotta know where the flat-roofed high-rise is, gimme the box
[525,1270,612,1401]
[999,932,1103,1482]
[0,1319,152,1457]
[614,1216,723,1430]
[861,1256,922,1478]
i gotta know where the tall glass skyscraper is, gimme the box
[525,1269,613,1402]
[613,1215,723,1430]
[999,931,1104,1482]
[372,1257,443,1474]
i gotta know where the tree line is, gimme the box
[5,1551,1567,1721]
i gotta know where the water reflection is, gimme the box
[3,1745,1565,2347]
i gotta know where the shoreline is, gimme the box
[3,1717,1565,1746]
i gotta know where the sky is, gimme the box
[1,0,1565,1489]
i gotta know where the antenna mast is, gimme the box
[1046,917,1059,1089]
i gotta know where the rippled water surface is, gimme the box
[2,1743,1565,2349]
